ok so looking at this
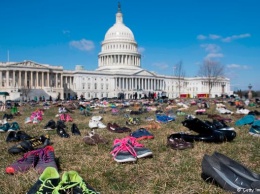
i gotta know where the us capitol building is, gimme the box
[0,4,230,101]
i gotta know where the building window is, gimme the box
[101,84,104,90]
[106,84,109,90]
[82,84,85,89]
[88,83,91,89]
[94,83,97,90]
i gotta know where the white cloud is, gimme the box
[69,39,95,51]
[152,62,169,69]
[222,33,251,42]
[201,44,221,53]
[209,34,221,40]
[63,30,70,35]
[227,64,249,69]
[138,47,145,53]
[205,53,224,59]
[197,33,251,42]
[197,34,207,40]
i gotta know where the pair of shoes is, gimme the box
[0,122,20,132]
[110,137,153,163]
[130,128,154,140]
[3,113,14,120]
[201,152,260,193]
[89,117,106,129]
[6,130,32,142]
[83,130,108,145]
[126,117,140,125]
[8,135,51,154]
[182,117,236,142]
[6,145,57,174]
[59,113,73,122]
[107,123,131,133]
[167,135,193,150]
[27,167,99,194]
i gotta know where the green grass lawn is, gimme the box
[0,101,260,194]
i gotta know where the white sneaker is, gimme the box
[97,121,106,129]
[89,120,98,129]
[92,116,102,121]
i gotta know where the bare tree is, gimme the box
[198,60,225,97]
[174,61,185,98]
[20,86,31,101]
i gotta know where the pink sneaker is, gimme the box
[110,138,137,163]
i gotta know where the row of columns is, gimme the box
[0,70,63,89]
[63,76,74,90]
[99,54,140,67]
[115,77,165,91]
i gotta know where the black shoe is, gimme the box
[213,152,260,181]
[168,132,225,143]
[6,131,32,142]
[201,154,258,193]
[71,123,81,136]
[6,131,20,142]
[57,126,70,138]
[44,120,56,130]
[182,118,236,141]
[27,167,60,194]
[8,135,50,154]
[57,120,67,129]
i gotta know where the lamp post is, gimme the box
[248,84,253,100]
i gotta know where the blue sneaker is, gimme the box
[0,123,11,132]
[130,128,154,140]
[249,120,260,137]
[156,114,174,123]
[8,122,20,132]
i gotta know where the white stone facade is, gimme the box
[0,4,231,101]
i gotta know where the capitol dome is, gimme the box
[97,3,141,72]
[104,22,135,42]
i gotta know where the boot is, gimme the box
[71,123,81,136]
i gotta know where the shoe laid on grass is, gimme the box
[8,135,51,154]
[130,128,154,141]
[6,149,40,174]
[212,152,260,181]
[7,122,20,132]
[182,117,236,142]
[57,125,70,138]
[0,123,11,132]
[107,123,131,133]
[249,120,260,137]
[128,137,153,159]
[27,167,60,194]
[6,130,32,142]
[71,123,81,136]
[35,146,58,174]
[83,131,108,145]
[167,136,193,150]
[110,138,137,163]
[89,120,98,129]
[201,154,259,193]
[43,120,56,130]
[59,171,99,194]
